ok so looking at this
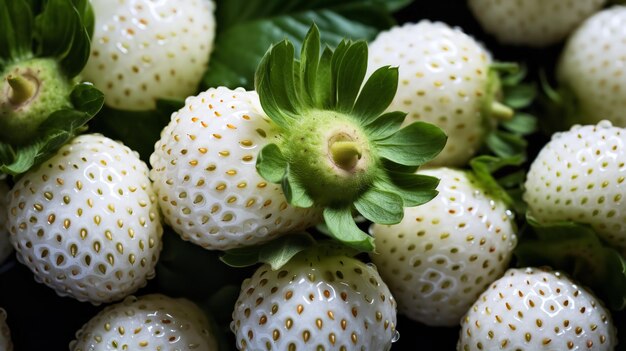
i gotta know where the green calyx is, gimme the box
[254,25,447,251]
[0,0,102,175]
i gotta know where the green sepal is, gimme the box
[220,232,316,270]
[503,83,536,110]
[282,168,314,208]
[352,66,399,125]
[377,121,447,166]
[314,46,333,108]
[299,25,321,107]
[515,217,626,311]
[0,82,104,175]
[364,111,406,140]
[335,41,368,113]
[0,0,33,65]
[354,187,403,225]
[485,130,527,159]
[469,154,524,209]
[323,207,374,252]
[34,0,91,77]
[374,171,439,208]
[256,143,288,183]
[69,0,95,38]
[538,70,581,133]
[501,112,537,136]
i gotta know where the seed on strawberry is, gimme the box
[0,308,12,351]
[0,180,12,265]
[7,134,163,304]
[468,0,606,47]
[83,0,216,110]
[150,87,321,251]
[231,245,398,350]
[556,5,626,127]
[523,120,626,250]
[370,167,517,326]
[70,294,218,350]
[367,21,503,167]
[458,267,617,350]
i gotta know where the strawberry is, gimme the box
[458,267,617,350]
[231,245,398,351]
[149,87,321,251]
[7,134,163,304]
[83,0,216,111]
[369,167,517,326]
[467,0,606,47]
[70,294,218,350]
[0,180,12,265]
[0,308,12,351]
[523,121,626,250]
[367,21,508,167]
[151,25,446,252]
[556,5,626,127]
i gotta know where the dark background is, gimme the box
[0,1,584,350]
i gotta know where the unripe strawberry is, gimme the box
[7,134,163,304]
[370,167,517,326]
[458,267,617,350]
[70,294,218,350]
[83,0,216,110]
[524,121,626,250]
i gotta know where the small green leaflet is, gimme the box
[323,207,374,252]
[0,0,33,65]
[221,232,316,270]
[377,122,448,166]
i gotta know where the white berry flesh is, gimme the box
[370,168,517,326]
[468,0,606,47]
[7,134,163,304]
[458,267,617,351]
[557,5,626,127]
[231,248,398,350]
[83,0,216,110]
[367,21,492,166]
[70,294,218,351]
[524,121,626,250]
[150,87,320,251]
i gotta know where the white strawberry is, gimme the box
[556,5,626,127]
[458,267,617,350]
[468,0,606,47]
[83,0,216,111]
[70,294,218,351]
[0,309,12,351]
[367,21,501,167]
[231,245,398,351]
[369,167,517,326]
[523,121,626,250]
[7,134,163,304]
[0,180,12,265]
[149,87,321,251]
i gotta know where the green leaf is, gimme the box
[221,232,316,270]
[282,168,315,208]
[501,112,537,136]
[70,0,94,37]
[354,187,403,225]
[377,121,447,166]
[380,0,413,11]
[469,154,524,207]
[515,217,626,310]
[335,41,368,113]
[322,207,374,252]
[256,144,288,184]
[299,25,321,107]
[376,172,439,207]
[0,0,33,63]
[0,141,40,175]
[364,111,406,140]
[69,82,105,115]
[485,130,527,159]
[352,66,398,125]
[204,0,396,90]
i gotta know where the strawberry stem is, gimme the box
[7,74,37,106]
[330,140,362,170]
[490,101,514,120]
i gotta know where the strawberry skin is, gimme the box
[458,267,617,350]
[83,0,216,110]
[231,247,398,350]
[557,6,626,127]
[70,294,218,350]
[468,0,605,47]
[150,87,320,251]
[524,121,626,250]
[7,134,163,304]
[367,21,492,166]
[370,168,517,326]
